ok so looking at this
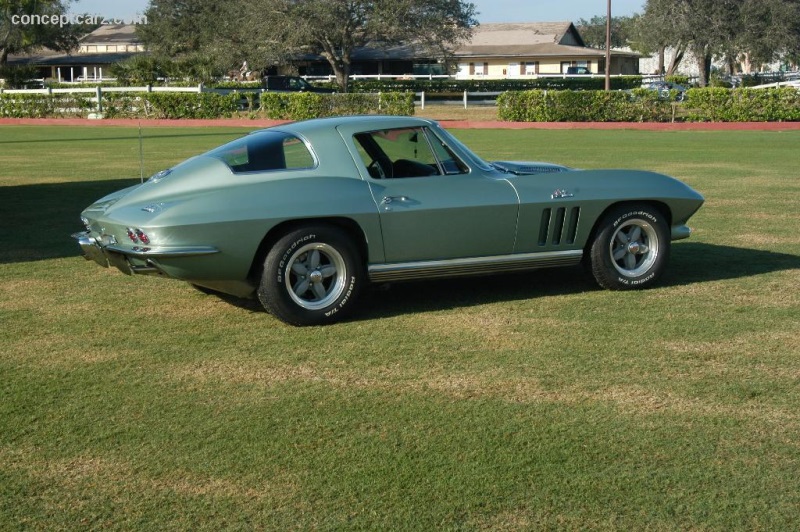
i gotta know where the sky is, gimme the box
[69,0,647,25]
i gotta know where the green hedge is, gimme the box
[102,92,239,119]
[497,87,800,122]
[258,92,414,120]
[497,89,674,122]
[0,93,95,118]
[341,77,644,94]
[1,91,412,119]
[682,87,800,122]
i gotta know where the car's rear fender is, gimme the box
[247,217,371,284]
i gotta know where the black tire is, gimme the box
[589,204,670,290]
[258,226,363,326]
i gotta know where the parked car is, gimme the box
[262,75,335,93]
[643,80,687,101]
[73,116,704,325]
[566,66,592,75]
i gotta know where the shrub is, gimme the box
[683,87,800,122]
[0,65,41,89]
[344,76,643,94]
[0,93,95,117]
[258,92,414,120]
[497,89,673,122]
[102,92,239,119]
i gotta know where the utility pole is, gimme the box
[605,0,612,91]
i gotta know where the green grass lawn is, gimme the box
[1,125,799,529]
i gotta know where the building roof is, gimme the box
[455,22,585,56]
[79,24,141,45]
[8,24,144,67]
[453,22,638,60]
[10,51,141,66]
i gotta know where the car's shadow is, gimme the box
[214,243,800,321]
[355,243,800,320]
[3,181,796,317]
[0,179,144,265]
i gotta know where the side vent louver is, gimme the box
[539,207,581,246]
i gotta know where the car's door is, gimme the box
[349,126,519,263]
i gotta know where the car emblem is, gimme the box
[551,189,574,199]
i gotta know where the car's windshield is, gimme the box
[207,131,315,173]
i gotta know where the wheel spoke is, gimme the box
[311,282,327,300]
[624,253,637,270]
[615,231,628,245]
[613,247,627,261]
[318,265,337,278]
[291,262,308,275]
[309,250,320,269]
[293,279,310,297]
[629,225,642,243]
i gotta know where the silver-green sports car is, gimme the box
[74,115,704,325]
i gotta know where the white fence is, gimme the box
[0,84,504,110]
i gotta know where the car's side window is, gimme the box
[209,132,314,174]
[353,127,467,179]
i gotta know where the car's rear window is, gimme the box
[208,131,315,173]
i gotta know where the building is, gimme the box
[8,21,640,83]
[453,22,639,79]
[8,24,144,82]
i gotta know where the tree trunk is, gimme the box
[665,43,685,78]
[657,46,665,75]
[329,57,350,93]
[320,46,351,93]
[694,46,712,87]
[0,48,8,67]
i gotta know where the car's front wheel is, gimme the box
[589,204,670,290]
[258,226,363,326]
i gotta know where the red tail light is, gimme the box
[135,229,150,244]
[126,228,151,244]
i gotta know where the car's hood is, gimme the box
[491,161,571,175]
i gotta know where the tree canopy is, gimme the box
[632,0,800,85]
[576,16,635,49]
[139,0,477,92]
[0,0,88,65]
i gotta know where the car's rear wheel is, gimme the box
[258,226,363,326]
[589,204,670,290]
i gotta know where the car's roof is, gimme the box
[262,115,439,137]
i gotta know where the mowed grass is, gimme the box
[1,124,799,529]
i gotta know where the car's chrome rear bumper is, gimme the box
[73,232,111,268]
[71,231,219,276]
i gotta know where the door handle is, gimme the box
[381,196,410,205]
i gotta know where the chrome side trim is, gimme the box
[105,244,219,258]
[368,250,583,283]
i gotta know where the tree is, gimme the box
[628,6,688,76]
[140,0,477,92]
[0,0,86,65]
[245,0,477,92]
[576,15,634,49]
[736,0,800,72]
[635,0,800,85]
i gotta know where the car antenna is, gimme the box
[138,120,145,184]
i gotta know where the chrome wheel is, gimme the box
[608,219,659,277]
[284,243,347,311]
[589,204,670,291]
